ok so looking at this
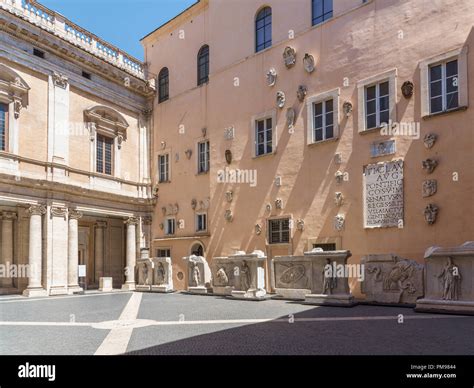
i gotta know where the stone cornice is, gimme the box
[0,6,155,99]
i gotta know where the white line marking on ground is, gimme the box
[0,291,132,304]
[94,292,143,356]
[0,313,469,330]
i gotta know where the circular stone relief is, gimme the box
[177,272,184,281]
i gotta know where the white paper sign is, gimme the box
[78,265,86,277]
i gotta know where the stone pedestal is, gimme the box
[416,242,474,315]
[361,254,424,305]
[272,256,312,300]
[211,257,236,296]
[303,249,356,306]
[151,257,173,292]
[99,277,113,292]
[135,258,153,292]
[183,255,212,294]
[227,251,267,301]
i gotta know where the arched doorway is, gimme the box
[190,241,204,256]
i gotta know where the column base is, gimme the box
[49,286,68,296]
[22,287,48,298]
[67,285,84,295]
[121,282,136,291]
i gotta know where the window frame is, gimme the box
[164,217,176,236]
[428,59,459,114]
[364,81,390,130]
[195,212,207,233]
[252,110,277,158]
[197,45,210,86]
[419,46,468,118]
[255,6,272,53]
[95,133,114,176]
[197,140,210,174]
[312,0,333,26]
[158,67,169,103]
[268,217,291,245]
[0,102,8,152]
[156,248,171,258]
[158,153,170,183]
[357,68,398,133]
[306,88,340,145]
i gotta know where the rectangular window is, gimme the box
[33,48,45,59]
[312,0,333,26]
[313,99,334,142]
[429,59,458,114]
[0,102,8,152]
[158,154,169,182]
[165,218,175,236]
[198,141,210,173]
[156,248,171,258]
[96,134,113,175]
[256,117,273,156]
[312,243,337,251]
[268,218,290,244]
[196,213,207,232]
[365,81,389,130]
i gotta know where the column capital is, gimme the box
[95,221,108,229]
[142,216,152,225]
[28,204,47,217]
[1,211,17,221]
[69,209,83,221]
[124,216,139,226]
[50,206,68,220]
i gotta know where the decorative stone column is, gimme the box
[23,205,47,297]
[67,209,83,294]
[94,221,107,286]
[122,216,138,290]
[1,211,17,289]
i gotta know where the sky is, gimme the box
[40,0,197,60]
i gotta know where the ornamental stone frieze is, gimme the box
[28,204,47,217]
[50,207,68,220]
[52,71,68,89]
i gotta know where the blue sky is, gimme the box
[40,0,197,60]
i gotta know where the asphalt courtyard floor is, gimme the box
[0,291,473,355]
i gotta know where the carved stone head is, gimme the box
[342,101,353,117]
[303,53,315,73]
[422,159,438,174]
[266,68,277,87]
[286,108,296,129]
[276,91,286,108]
[283,46,296,68]
[255,224,262,235]
[335,170,344,184]
[191,198,197,210]
[423,133,437,149]
[296,219,305,231]
[422,180,437,198]
[335,192,344,206]
[224,209,233,222]
[297,85,307,102]
[424,204,439,225]
[401,80,414,98]
[275,198,283,209]
[225,191,233,203]
[334,215,345,231]
[225,149,232,165]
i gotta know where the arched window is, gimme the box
[197,45,209,86]
[158,67,169,103]
[255,6,272,53]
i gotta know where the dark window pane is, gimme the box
[446,76,458,93]
[325,111,333,126]
[314,115,323,129]
[379,81,389,96]
[315,128,323,142]
[379,95,389,111]
[446,92,459,110]
[366,100,376,115]
[446,60,458,77]
[266,118,272,129]
[379,110,389,125]
[258,144,264,156]
[366,85,376,100]
[430,80,442,97]
[326,125,334,139]
[430,65,442,81]
[325,99,333,112]
[430,96,443,113]
[366,114,377,129]
[314,102,323,115]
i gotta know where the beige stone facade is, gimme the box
[0,0,154,295]
[1,0,473,298]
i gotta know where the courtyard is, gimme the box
[1,291,473,356]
